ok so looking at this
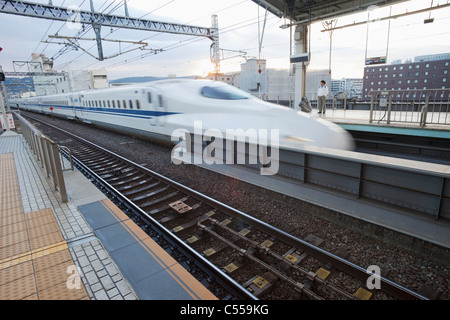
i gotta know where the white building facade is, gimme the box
[30,54,109,96]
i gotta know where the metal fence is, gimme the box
[264,96,349,110]
[369,89,450,126]
[14,112,72,202]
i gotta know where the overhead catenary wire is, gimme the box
[82,5,280,72]
[52,0,134,69]
[77,0,257,70]
[29,0,69,60]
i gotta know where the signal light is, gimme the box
[0,47,3,52]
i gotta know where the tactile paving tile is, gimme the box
[0,274,37,300]
[1,206,23,218]
[1,199,22,211]
[0,260,34,286]
[0,230,28,249]
[38,281,88,300]
[0,213,24,228]
[0,221,27,237]
[35,261,74,292]
[1,190,21,199]
[21,294,38,300]
[0,240,30,261]
[27,221,61,240]
[29,230,65,251]
[33,248,73,273]
[0,153,90,300]
[25,210,56,229]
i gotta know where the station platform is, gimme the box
[317,109,450,138]
[0,133,217,300]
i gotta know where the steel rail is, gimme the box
[22,114,429,300]
[55,132,256,301]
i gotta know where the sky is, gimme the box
[0,0,449,81]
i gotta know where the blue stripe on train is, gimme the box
[25,104,181,119]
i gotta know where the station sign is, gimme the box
[290,53,310,63]
[1,113,15,129]
[365,56,387,65]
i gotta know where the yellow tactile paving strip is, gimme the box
[0,153,89,300]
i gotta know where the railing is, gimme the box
[178,132,450,223]
[369,89,450,126]
[14,112,72,202]
[309,97,347,110]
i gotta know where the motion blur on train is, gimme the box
[11,79,354,150]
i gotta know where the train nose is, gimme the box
[326,129,355,150]
[313,118,355,151]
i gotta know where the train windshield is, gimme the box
[200,85,249,100]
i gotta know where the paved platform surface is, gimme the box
[78,199,217,300]
[0,133,216,300]
[314,109,450,136]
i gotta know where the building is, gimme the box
[237,59,268,97]
[235,59,297,103]
[30,54,109,96]
[196,61,350,106]
[266,68,295,102]
[344,78,364,99]
[31,54,70,96]
[331,79,345,94]
[202,72,237,85]
[362,53,450,101]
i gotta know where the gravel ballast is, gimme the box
[25,112,449,300]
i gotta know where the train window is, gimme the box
[136,100,140,110]
[200,86,249,100]
[117,100,121,108]
[148,92,152,103]
[123,100,127,109]
[128,100,133,109]
[108,101,111,108]
[103,101,106,108]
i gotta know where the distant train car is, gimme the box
[11,79,355,150]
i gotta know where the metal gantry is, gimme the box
[0,0,219,65]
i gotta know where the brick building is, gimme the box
[362,53,450,101]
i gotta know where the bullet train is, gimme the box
[11,79,354,150]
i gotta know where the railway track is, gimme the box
[22,114,428,300]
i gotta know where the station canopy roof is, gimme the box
[251,0,409,24]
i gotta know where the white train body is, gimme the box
[11,79,354,150]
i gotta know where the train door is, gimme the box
[75,94,85,119]
[148,90,166,127]
[158,93,167,126]
[72,94,82,119]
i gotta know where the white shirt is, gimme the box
[317,85,328,97]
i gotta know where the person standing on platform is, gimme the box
[317,80,328,114]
